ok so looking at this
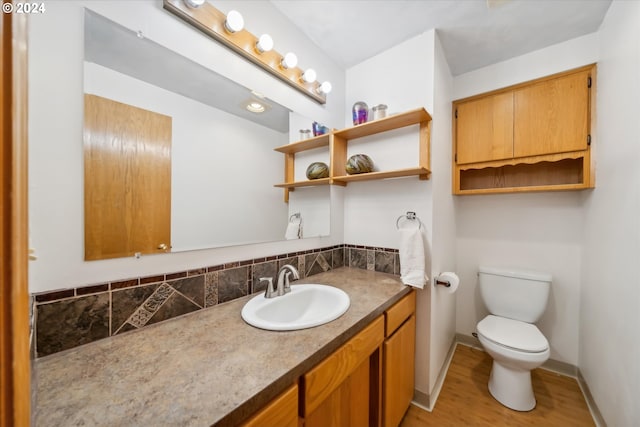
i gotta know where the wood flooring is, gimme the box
[400,344,595,427]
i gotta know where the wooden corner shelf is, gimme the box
[333,108,432,140]
[333,167,431,183]
[274,134,330,154]
[275,107,432,202]
[274,178,331,189]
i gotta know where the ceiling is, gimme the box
[270,0,612,76]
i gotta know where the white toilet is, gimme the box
[476,266,552,411]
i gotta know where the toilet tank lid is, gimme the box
[478,266,552,282]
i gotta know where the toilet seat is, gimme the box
[477,315,548,353]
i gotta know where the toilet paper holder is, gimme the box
[435,279,452,287]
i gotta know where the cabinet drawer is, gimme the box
[385,290,416,337]
[303,316,384,416]
[240,384,298,427]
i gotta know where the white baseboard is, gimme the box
[578,369,607,427]
[411,337,457,411]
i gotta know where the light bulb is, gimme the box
[281,52,298,69]
[183,0,205,8]
[318,81,332,94]
[246,101,265,113]
[224,10,244,33]
[256,34,274,53]
[301,68,317,84]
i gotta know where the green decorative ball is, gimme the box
[306,162,329,180]
[345,154,374,174]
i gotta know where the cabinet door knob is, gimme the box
[157,243,168,251]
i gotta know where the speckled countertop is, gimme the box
[33,267,410,427]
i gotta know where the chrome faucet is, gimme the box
[261,264,300,298]
[276,264,300,296]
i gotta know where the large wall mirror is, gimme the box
[83,10,330,260]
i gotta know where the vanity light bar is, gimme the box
[163,0,328,104]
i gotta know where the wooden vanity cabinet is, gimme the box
[453,64,595,195]
[241,292,417,427]
[382,290,416,427]
[240,384,299,427]
[301,316,385,427]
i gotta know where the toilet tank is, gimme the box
[478,266,551,323]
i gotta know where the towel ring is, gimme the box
[396,211,423,230]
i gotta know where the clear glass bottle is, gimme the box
[299,129,311,140]
[352,101,369,125]
[372,104,387,120]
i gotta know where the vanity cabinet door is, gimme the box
[383,314,416,427]
[383,291,416,427]
[240,384,298,427]
[455,92,514,164]
[302,316,384,427]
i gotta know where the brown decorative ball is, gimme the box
[306,162,329,180]
[345,154,374,174]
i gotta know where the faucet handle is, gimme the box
[259,277,275,298]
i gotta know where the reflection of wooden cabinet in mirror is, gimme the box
[453,64,596,195]
[274,107,432,202]
[83,94,171,260]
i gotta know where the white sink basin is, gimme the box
[241,284,350,331]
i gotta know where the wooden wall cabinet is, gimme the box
[453,64,596,195]
[274,108,432,202]
[383,290,416,427]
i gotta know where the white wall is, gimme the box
[28,1,345,293]
[453,33,599,366]
[428,31,457,397]
[580,1,640,425]
[345,30,457,401]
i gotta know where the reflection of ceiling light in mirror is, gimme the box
[301,68,317,83]
[281,52,298,69]
[318,81,332,95]
[256,34,274,53]
[251,90,265,99]
[243,99,271,114]
[183,0,205,8]
[224,10,244,33]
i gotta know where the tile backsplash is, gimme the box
[33,244,400,358]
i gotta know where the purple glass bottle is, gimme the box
[352,101,369,125]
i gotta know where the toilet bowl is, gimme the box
[476,267,552,411]
[477,315,550,411]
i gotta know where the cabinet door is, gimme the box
[84,94,172,260]
[306,357,370,427]
[456,92,514,164]
[383,315,416,427]
[514,70,590,158]
[240,384,298,427]
[303,316,384,426]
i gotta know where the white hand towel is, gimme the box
[285,219,301,240]
[399,227,428,288]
